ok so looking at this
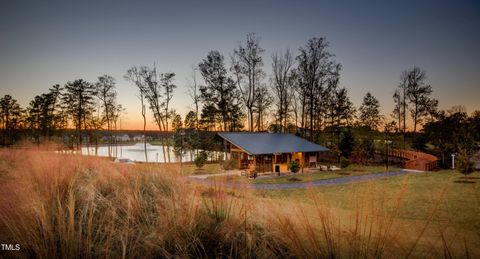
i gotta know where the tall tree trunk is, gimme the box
[141,101,148,162]
[301,95,306,135]
[403,85,406,150]
[309,88,314,141]
[77,113,81,150]
[105,105,111,158]
[413,104,418,139]
[249,109,254,132]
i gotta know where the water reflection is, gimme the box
[81,143,224,163]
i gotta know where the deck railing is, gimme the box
[388,149,438,171]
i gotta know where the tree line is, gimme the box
[0,76,121,156]
[176,34,443,141]
[1,33,479,169]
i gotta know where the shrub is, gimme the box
[340,156,350,168]
[456,152,475,176]
[194,151,208,169]
[360,137,375,160]
[221,158,237,170]
[288,160,300,173]
[412,133,428,151]
[339,129,355,158]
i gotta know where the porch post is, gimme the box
[274,154,277,175]
[270,154,274,173]
[301,152,304,175]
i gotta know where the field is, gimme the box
[208,165,402,184]
[0,148,479,258]
[255,170,480,236]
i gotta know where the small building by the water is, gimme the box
[218,132,329,174]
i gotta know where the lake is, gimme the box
[81,143,225,163]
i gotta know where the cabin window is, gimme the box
[276,154,289,164]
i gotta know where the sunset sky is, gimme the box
[1,0,479,130]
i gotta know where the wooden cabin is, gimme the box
[218,132,329,174]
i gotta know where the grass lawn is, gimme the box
[132,162,224,176]
[207,164,401,184]
[255,170,480,232]
[253,165,401,184]
[181,163,223,175]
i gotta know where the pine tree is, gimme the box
[62,79,97,148]
[359,92,382,130]
[199,51,244,131]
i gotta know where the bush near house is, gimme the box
[288,160,300,173]
[456,151,475,176]
[221,158,237,170]
[340,156,350,168]
[194,151,208,169]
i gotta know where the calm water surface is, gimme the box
[81,143,224,163]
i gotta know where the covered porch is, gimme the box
[218,132,329,177]
[230,150,318,174]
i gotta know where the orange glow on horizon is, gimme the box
[119,120,169,131]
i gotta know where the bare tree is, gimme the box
[391,89,404,133]
[85,99,105,155]
[125,66,148,161]
[231,33,265,131]
[296,37,336,140]
[111,104,125,157]
[95,75,117,157]
[161,72,176,131]
[253,85,273,131]
[397,71,409,149]
[143,69,176,132]
[187,66,200,130]
[271,49,295,131]
[137,65,176,162]
[405,66,433,135]
[291,91,300,130]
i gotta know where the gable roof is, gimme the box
[218,132,329,155]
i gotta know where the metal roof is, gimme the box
[218,132,329,155]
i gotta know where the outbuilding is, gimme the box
[218,132,329,174]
